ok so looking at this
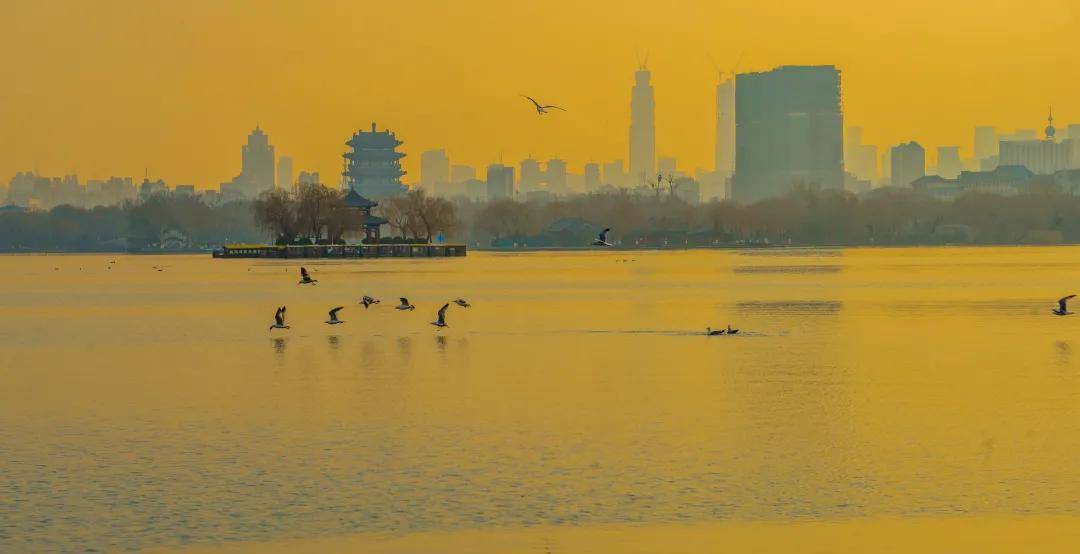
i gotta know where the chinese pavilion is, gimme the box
[344,188,388,243]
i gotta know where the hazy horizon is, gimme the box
[3,0,1079,186]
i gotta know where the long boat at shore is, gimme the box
[212,243,466,259]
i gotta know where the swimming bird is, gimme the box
[360,295,380,309]
[453,298,471,308]
[269,306,290,331]
[706,327,725,336]
[1053,294,1076,316]
[522,95,566,115]
[325,306,345,325]
[592,228,613,247]
[396,297,416,311]
[298,266,317,285]
[431,303,449,328]
[726,325,739,335]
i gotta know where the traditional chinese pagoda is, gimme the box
[342,122,407,199]
[343,187,388,243]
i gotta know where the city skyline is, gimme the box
[4,0,1080,188]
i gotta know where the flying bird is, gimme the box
[453,298,471,308]
[706,327,725,336]
[396,297,416,311]
[522,95,566,115]
[592,228,613,247]
[431,303,450,328]
[269,306,290,331]
[1053,294,1076,316]
[360,295,380,309]
[325,306,345,325]
[298,267,317,285]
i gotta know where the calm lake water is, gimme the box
[3,248,1080,552]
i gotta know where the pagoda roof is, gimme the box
[362,214,389,227]
[344,188,379,208]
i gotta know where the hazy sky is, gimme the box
[2,0,1078,187]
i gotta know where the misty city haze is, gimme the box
[3,0,1079,189]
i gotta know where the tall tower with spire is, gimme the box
[629,65,656,186]
[715,75,736,175]
[1045,106,1056,140]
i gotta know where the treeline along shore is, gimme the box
[5,184,1080,252]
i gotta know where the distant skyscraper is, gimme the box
[546,158,567,193]
[241,126,275,196]
[297,171,320,186]
[519,158,542,191]
[277,155,293,191]
[937,146,961,179]
[890,141,925,187]
[998,110,1075,174]
[451,164,476,183]
[732,65,844,202]
[974,126,998,164]
[715,77,736,175]
[658,156,677,177]
[342,123,407,199]
[629,67,656,186]
[584,163,601,190]
[420,149,450,189]
[1067,124,1080,141]
[603,160,626,187]
[846,127,879,185]
[486,163,514,200]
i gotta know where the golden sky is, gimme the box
[2,0,1078,187]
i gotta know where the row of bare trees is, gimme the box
[379,189,459,240]
[252,184,459,244]
[456,185,1080,246]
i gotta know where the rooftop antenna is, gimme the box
[730,50,745,80]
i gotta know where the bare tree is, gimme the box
[379,196,412,238]
[295,183,340,240]
[252,189,299,243]
[404,188,459,241]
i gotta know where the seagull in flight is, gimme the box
[453,298,471,308]
[522,95,566,115]
[269,306,290,331]
[1053,294,1076,316]
[431,303,450,328]
[592,228,613,247]
[396,297,416,311]
[325,306,345,325]
[298,266,317,285]
[360,295,380,309]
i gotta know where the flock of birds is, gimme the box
[273,231,743,336]
[270,267,470,331]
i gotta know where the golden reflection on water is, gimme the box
[3,248,1080,551]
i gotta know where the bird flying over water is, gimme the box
[1053,294,1076,316]
[298,266,317,285]
[592,228,613,247]
[269,306,290,330]
[360,295,380,309]
[431,303,449,328]
[326,306,344,325]
[453,298,471,308]
[396,297,416,311]
[522,95,565,115]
